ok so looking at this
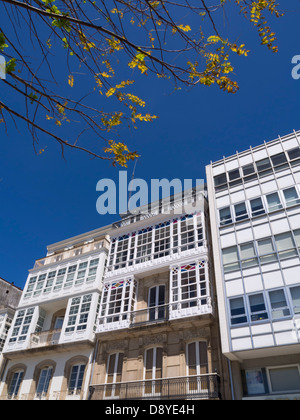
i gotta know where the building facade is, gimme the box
[0,228,110,400]
[0,278,22,378]
[206,129,300,400]
[89,190,231,401]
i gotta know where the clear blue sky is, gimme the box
[1,2,300,289]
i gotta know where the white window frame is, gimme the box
[186,341,209,394]
[68,364,86,396]
[105,353,124,399]
[143,347,163,397]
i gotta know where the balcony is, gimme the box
[89,374,221,400]
[30,329,61,348]
[97,298,213,333]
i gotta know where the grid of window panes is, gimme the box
[107,214,204,272]
[213,145,300,192]
[9,308,35,343]
[222,229,300,274]
[24,258,100,299]
[171,262,208,309]
[219,186,300,226]
[229,285,300,327]
[65,294,92,333]
[0,314,12,352]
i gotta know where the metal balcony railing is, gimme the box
[89,374,221,400]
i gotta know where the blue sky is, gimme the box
[1,2,300,289]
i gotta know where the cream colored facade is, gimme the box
[89,191,231,400]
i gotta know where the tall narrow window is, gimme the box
[36,367,53,398]
[68,364,86,396]
[275,232,297,259]
[257,239,277,264]
[290,286,300,315]
[8,370,24,399]
[144,348,163,396]
[154,222,171,258]
[136,228,153,263]
[187,342,209,393]
[234,203,248,221]
[148,286,166,321]
[219,207,232,226]
[105,353,124,398]
[240,243,258,269]
[230,297,247,325]
[222,247,239,273]
[248,294,268,322]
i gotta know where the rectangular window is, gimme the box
[136,229,153,263]
[228,169,240,181]
[275,232,297,259]
[36,367,53,396]
[243,164,255,177]
[294,229,300,249]
[268,366,300,393]
[288,148,300,161]
[290,286,300,315]
[249,294,268,322]
[105,353,124,398]
[283,187,300,207]
[266,192,282,212]
[66,295,92,332]
[115,236,130,269]
[250,198,265,217]
[69,364,85,395]
[222,247,240,273]
[234,203,248,221]
[214,174,227,187]
[219,207,232,226]
[268,289,290,319]
[8,371,24,398]
[154,222,171,259]
[240,243,258,269]
[257,239,277,264]
[256,158,272,176]
[270,152,288,170]
[230,298,247,325]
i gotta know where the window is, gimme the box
[154,222,171,258]
[283,187,300,207]
[256,158,272,176]
[222,247,240,273]
[243,164,255,177]
[180,215,195,251]
[148,286,166,321]
[105,353,124,398]
[9,308,34,343]
[68,364,85,395]
[290,286,300,315]
[8,370,24,399]
[288,148,300,161]
[115,236,130,269]
[187,342,209,393]
[240,243,258,269]
[250,198,265,217]
[36,367,53,397]
[99,279,136,326]
[266,192,282,212]
[248,294,268,322]
[65,294,92,332]
[214,174,227,187]
[75,262,88,285]
[270,152,288,170]
[268,289,290,319]
[219,207,232,226]
[144,348,163,395]
[257,239,277,264]
[234,203,248,221]
[228,169,240,181]
[294,229,300,249]
[86,259,99,282]
[230,298,247,325]
[136,228,153,263]
[268,366,300,393]
[274,232,297,259]
[181,265,198,308]
[64,265,77,288]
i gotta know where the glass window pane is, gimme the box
[283,187,300,206]
[240,243,256,259]
[222,247,239,272]
[258,239,277,264]
[269,367,300,393]
[250,198,265,216]
[256,158,272,174]
[269,289,290,318]
[288,148,300,160]
[214,174,227,187]
[275,232,297,259]
[230,298,247,325]
[243,164,255,176]
[266,193,282,211]
[220,207,232,225]
[249,294,268,322]
[235,203,248,221]
[290,286,300,315]
[229,169,240,181]
[271,153,288,167]
[294,230,300,248]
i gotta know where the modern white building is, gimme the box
[206,129,300,400]
[0,228,110,400]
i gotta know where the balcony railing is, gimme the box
[98,299,213,332]
[89,374,221,400]
[30,329,61,348]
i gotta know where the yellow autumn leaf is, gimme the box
[68,75,74,87]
